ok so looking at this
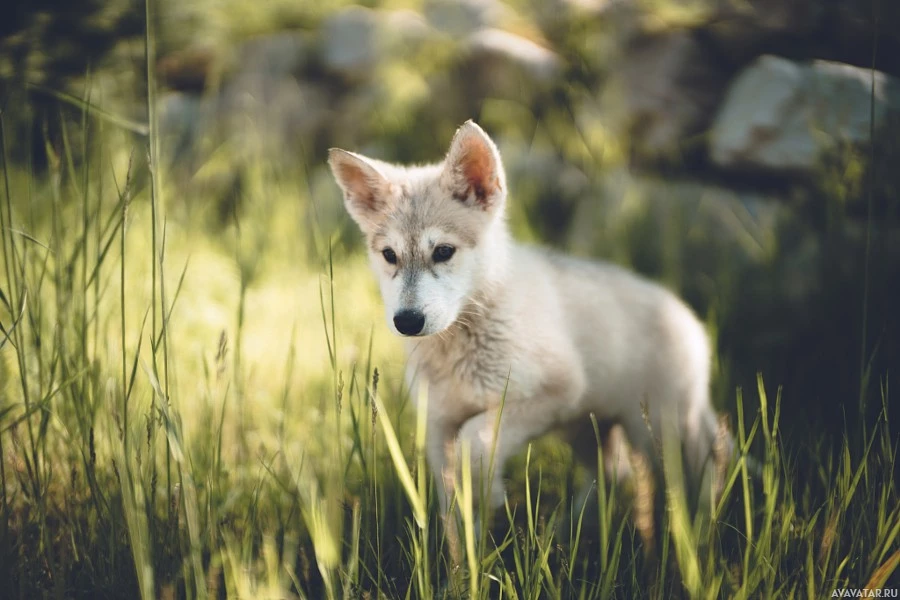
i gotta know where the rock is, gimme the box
[381,9,434,53]
[423,0,506,36]
[554,0,614,16]
[158,91,204,167]
[606,30,728,159]
[466,29,562,83]
[447,28,563,106]
[321,6,382,77]
[709,55,900,173]
[320,7,443,78]
[235,32,311,80]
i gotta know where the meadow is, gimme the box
[2,3,900,598]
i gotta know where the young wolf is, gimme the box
[328,121,725,528]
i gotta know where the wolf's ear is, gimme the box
[328,149,393,230]
[441,121,506,211]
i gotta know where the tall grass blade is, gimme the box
[371,384,426,528]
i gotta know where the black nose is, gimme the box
[393,310,425,336]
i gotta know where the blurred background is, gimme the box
[10,0,895,438]
[1,0,899,596]
[1,0,898,464]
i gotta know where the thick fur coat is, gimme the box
[328,121,723,526]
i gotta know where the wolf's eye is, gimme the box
[432,245,456,263]
[382,248,397,264]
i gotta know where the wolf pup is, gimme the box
[328,121,725,530]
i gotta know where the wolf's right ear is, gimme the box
[328,149,393,230]
[441,120,506,212]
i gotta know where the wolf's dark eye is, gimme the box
[432,245,456,263]
[382,248,397,264]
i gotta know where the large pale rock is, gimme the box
[321,8,443,78]
[321,6,382,76]
[423,0,506,36]
[466,29,562,83]
[381,9,434,53]
[709,55,900,173]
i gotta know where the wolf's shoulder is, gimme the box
[509,244,683,313]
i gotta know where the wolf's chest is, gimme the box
[409,319,524,403]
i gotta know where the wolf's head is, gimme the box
[328,121,509,337]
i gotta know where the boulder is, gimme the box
[321,6,382,77]
[321,7,445,79]
[709,55,900,174]
[381,9,434,54]
[423,0,506,36]
[235,32,311,80]
[466,29,562,83]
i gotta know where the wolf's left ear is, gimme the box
[441,121,506,212]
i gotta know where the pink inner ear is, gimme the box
[458,137,499,206]
[337,161,380,211]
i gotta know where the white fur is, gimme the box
[329,121,724,531]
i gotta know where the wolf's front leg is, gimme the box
[425,423,464,564]
[454,410,507,512]
[426,426,458,516]
[454,402,562,521]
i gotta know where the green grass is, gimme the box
[1,10,899,598]
[2,127,898,600]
